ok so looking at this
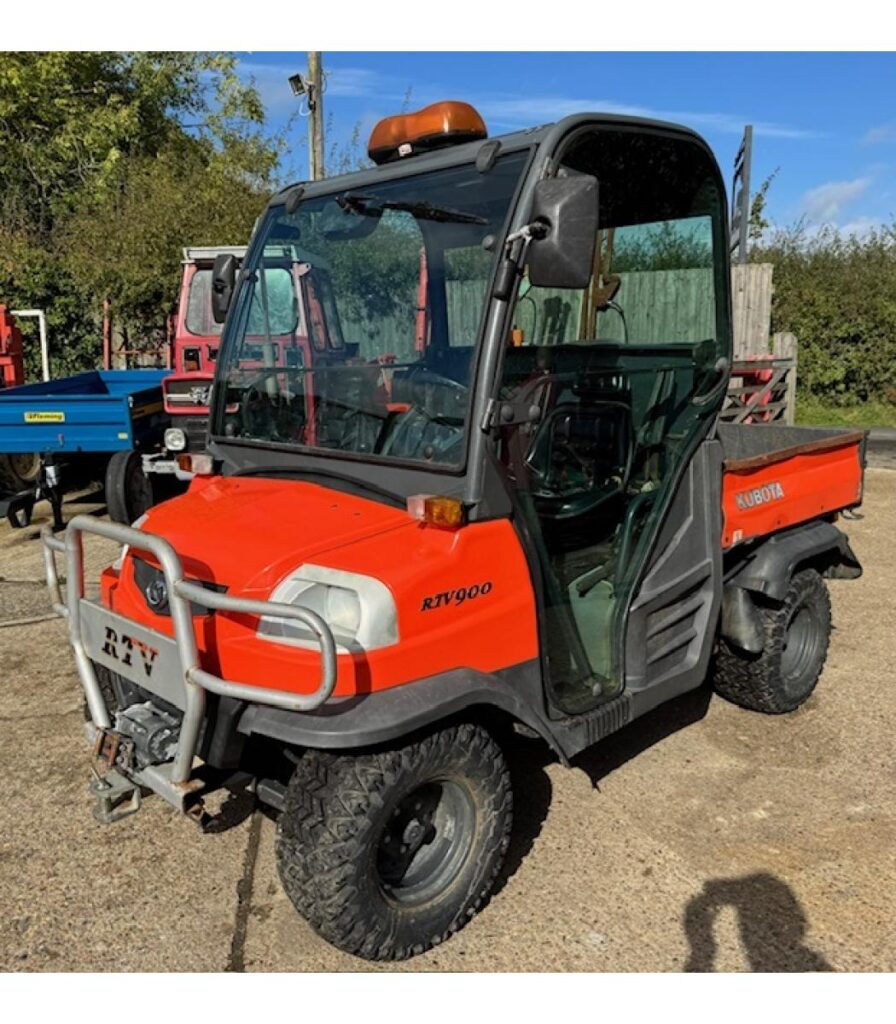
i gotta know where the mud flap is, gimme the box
[720,584,764,654]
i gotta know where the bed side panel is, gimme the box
[722,440,863,548]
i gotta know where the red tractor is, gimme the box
[44,102,866,961]
[144,245,347,483]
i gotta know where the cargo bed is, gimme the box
[0,369,167,455]
[0,369,170,529]
[717,423,865,548]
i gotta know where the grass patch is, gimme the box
[796,397,896,429]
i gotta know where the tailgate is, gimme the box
[719,424,865,548]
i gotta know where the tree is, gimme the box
[0,52,284,375]
[748,168,780,245]
[753,221,896,404]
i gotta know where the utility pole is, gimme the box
[307,51,324,181]
[288,54,325,182]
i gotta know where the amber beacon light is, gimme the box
[368,101,487,165]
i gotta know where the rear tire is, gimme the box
[276,722,512,961]
[105,449,154,524]
[712,568,832,714]
[0,452,40,491]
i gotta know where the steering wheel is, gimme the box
[238,368,302,441]
[375,367,469,461]
[239,380,271,437]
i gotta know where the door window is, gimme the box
[497,129,729,712]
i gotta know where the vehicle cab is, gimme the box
[84,101,739,726]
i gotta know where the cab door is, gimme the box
[493,126,731,715]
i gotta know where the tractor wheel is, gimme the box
[276,722,512,961]
[0,452,41,491]
[105,450,154,524]
[712,568,832,714]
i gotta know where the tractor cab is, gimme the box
[207,105,730,713]
[148,246,344,478]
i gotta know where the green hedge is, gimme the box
[753,225,896,406]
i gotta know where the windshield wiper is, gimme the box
[336,192,487,225]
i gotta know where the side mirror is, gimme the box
[527,175,598,289]
[211,253,237,324]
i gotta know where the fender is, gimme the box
[727,520,861,603]
[237,660,568,758]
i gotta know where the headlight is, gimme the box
[258,564,398,652]
[164,427,186,452]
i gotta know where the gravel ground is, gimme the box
[0,471,893,972]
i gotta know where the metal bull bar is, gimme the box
[41,515,337,786]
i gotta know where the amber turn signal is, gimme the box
[176,453,214,476]
[407,494,466,529]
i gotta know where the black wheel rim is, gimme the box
[375,780,476,906]
[781,603,818,694]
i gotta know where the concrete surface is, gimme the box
[867,429,896,471]
[0,472,893,972]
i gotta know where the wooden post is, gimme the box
[731,262,774,359]
[773,331,798,424]
[307,52,324,181]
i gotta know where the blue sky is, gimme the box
[237,52,896,235]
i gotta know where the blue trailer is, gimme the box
[0,369,171,529]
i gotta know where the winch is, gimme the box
[114,701,181,768]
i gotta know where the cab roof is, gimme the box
[269,112,711,210]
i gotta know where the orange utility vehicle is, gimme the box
[43,102,865,961]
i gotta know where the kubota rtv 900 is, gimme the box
[43,102,865,960]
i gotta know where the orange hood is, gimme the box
[137,475,413,594]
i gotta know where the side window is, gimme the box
[515,216,718,352]
[245,268,298,337]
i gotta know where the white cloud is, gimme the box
[864,123,896,144]
[837,215,881,237]
[467,94,816,139]
[801,176,872,222]
[235,59,817,142]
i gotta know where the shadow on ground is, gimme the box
[683,872,833,971]
[573,684,713,787]
[494,684,714,895]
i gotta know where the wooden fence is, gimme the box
[723,263,797,424]
[342,261,797,422]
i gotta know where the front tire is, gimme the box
[105,449,154,524]
[276,722,512,961]
[712,568,832,714]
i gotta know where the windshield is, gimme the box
[214,151,528,468]
[186,266,299,339]
[185,269,224,337]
